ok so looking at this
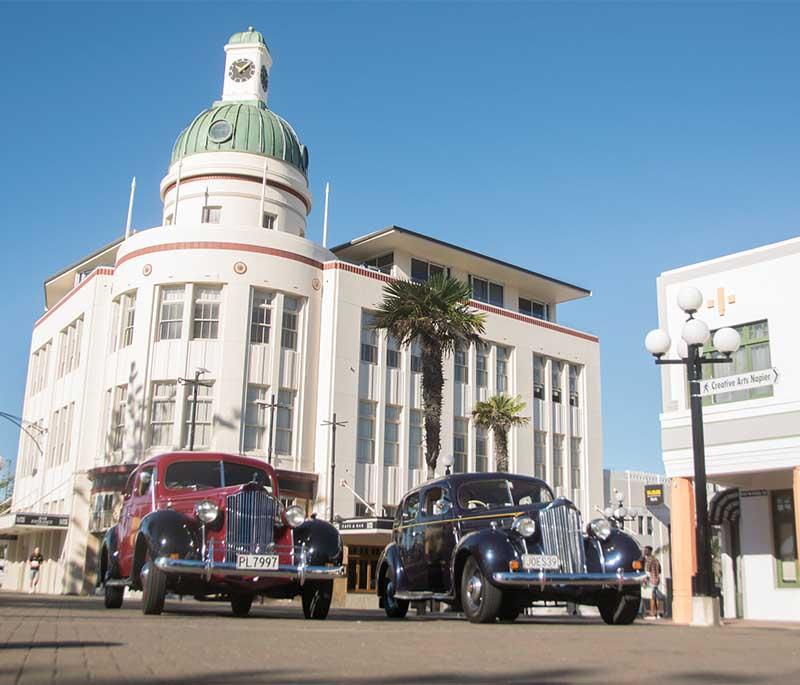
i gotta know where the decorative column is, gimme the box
[670,476,697,624]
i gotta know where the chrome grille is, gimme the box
[224,489,276,563]
[539,501,586,573]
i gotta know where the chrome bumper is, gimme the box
[492,569,647,590]
[153,556,345,586]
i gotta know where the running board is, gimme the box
[104,578,131,587]
[394,591,454,602]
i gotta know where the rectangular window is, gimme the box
[534,431,546,480]
[476,347,488,388]
[275,389,295,455]
[551,360,563,403]
[570,436,581,489]
[772,490,798,586]
[30,341,51,395]
[47,408,60,468]
[192,286,221,339]
[120,291,136,348]
[281,297,300,350]
[470,276,504,307]
[411,340,423,373]
[647,516,654,536]
[453,418,468,473]
[262,212,276,229]
[475,425,488,472]
[454,344,468,384]
[61,403,74,465]
[383,405,401,466]
[703,320,773,405]
[165,214,173,226]
[552,435,564,488]
[360,312,378,364]
[250,290,274,344]
[244,385,269,452]
[357,401,376,464]
[496,346,509,393]
[57,317,83,378]
[110,384,127,453]
[411,258,445,283]
[386,335,401,369]
[158,287,185,340]
[150,381,177,447]
[519,297,548,320]
[533,355,545,400]
[184,381,214,449]
[363,253,394,275]
[569,365,580,407]
[201,206,221,224]
[409,409,423,469]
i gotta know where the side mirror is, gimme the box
[140,472,152,486]
[433,498,452,516]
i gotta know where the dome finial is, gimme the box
[248,26,254,31]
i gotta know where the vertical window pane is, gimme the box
[551,360,562,403]
[121,292,136,347]
[184,381,214,449]
[275,389,295,455]
[475,425,488,472]
[496,346,509,393]
[360,312,377,364]
[250,290,274,344]
[192,286,221,340]
[150,382,176,446]
[383,405,401,466]
[552,435,564,488]
[453,417,468,473]
[570,437,581,489]
[159,287,184,340]
[476,348,488,388]
[244,385,268,451]
[534,431,546,480]
[357,401,376,463]
[409,409,423,469]
[201,206,221,223]
[386,335,401,369]
[281,297,299,350]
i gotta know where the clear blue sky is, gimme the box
[1,2,798,478]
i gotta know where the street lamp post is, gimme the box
[645,286,741,601]
[178,368,211,451]
[321,413,348,523]
[442,454,455,476]
[255,394,281,465]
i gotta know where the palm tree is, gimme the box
[471,395,530,472]
[373,274,486,478]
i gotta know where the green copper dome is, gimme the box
[228,27,267,47]
[170,102,309,175]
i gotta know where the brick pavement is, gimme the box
[0,592,798,684]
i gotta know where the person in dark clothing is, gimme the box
[28,547,43,593]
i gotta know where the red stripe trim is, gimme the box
[162,173,311,212]
[116,242,324,270]
[35,267,114,328]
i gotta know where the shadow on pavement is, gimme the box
[0,641,123,650]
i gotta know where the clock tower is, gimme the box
[221,27,272,105]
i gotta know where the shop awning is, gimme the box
[0,512,70,535]
[709,488,740,525]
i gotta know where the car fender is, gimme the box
[376,543,405,598]
[451,528,520,590]
[292,518,343,566]
[598,528,642,573]
[99,525,121,585]
[132,509,202,582]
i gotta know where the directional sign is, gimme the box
[700,368,778,397]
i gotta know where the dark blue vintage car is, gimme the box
[376,473,646,624]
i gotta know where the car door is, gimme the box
[397,491,426,591]
[118,467,155,574]
[421,485,457,593]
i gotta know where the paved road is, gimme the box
[1,592,798,684]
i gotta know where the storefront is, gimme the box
[0,512,70,594]
[335,517,393,602]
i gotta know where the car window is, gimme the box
[164,461,222,490]
[223,462,272,491]
[402,492,420,522]
[422,487,452,517]
[457,478,553,510]
[136,469,153,497]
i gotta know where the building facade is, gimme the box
[0,29,604,597]
[656,239,800,622]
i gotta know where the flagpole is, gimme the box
[322,181,330,247]
[259,158,268,227]
[124,176,136,239]
[173,159,183,224]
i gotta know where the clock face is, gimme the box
[229,58,255,83]
[260,65,269,91]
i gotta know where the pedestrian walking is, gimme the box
[28,546,43,594]
[642,545,662,619]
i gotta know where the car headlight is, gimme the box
[512,516,536,538]
[194,500,219,524]
[587,518,612,541]
[284,505,305,529]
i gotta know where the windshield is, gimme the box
[457,478,553,511]
[164,461,272,491]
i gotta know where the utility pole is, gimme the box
[178,369,211,451]
[321,413,347,523]
[256,393,281,464]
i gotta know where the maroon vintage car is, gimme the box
[99,452,344,619]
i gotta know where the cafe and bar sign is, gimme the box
[700,368,779,397]
[645,484,665,506]
[335,518,393,532]
[14,513,69,528]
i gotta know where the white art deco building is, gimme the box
[1,29,604,597]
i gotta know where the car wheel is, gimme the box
[598,589,640,625]
[104,584,124,609]
[302,580,333,620]
[231,594,254,618]
[383,575,409,619]
[461,557,502,624]
[498,597,520,623]
[141,550,167,616]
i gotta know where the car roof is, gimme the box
[137,451,277,476]
[401,472,552,502]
